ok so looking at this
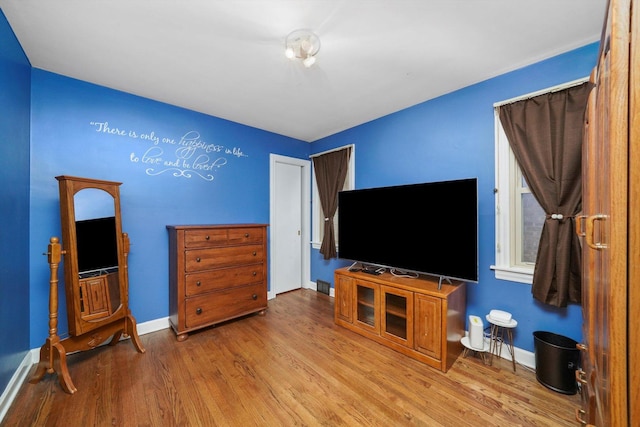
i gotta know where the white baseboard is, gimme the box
[0,317,170,424]
[463,331,535,370]
[494,341,535,370]
[136,316,170,336]
[0,350,36,423]
[514,346,535,370]
[268,280,334,299]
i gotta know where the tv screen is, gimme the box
[338,178,478,282]
[75,216,119,275]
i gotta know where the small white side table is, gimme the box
[486,315,518,372]
[460,336,490,365]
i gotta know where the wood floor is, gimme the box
[2,289,580,426]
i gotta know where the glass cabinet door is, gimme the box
[355,281,379,333]
[381,285,414,347]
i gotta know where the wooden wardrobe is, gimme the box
[577,0,639,425]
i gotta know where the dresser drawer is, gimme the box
[184,227,264,248]
[184,283,267,328]
[184,229,228,248]
[227,227,264,244]
[185,244,264,272]
[185,264,264,296]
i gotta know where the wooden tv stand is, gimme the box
[334,267,466,372]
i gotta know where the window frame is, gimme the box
[492,113,536,284]
[311,144,355,250]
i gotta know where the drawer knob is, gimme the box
[252,271,257,276]
[245,233,249,238]
[205,235,210,240]
[252,251,257,256]
[252,294,258,300]
[196,257,201,262]
[196,308,202,315]
[196,281,201,286]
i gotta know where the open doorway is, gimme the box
[269,154,310,298]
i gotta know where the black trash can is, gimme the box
[533,331,579,395]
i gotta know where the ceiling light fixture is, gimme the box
[285,29,320,68]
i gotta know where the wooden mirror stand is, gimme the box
[31,176,145,393]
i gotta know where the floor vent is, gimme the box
[317,280,330,295]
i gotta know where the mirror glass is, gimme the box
[74,188,114,221]
[73,188,122,321]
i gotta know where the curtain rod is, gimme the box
[493,76,590,107]
[309,143,354,159]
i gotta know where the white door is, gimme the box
[270,155,310,296]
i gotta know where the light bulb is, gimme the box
[300,38,312,54]
[303,56,316,68]
[285,47,295,59]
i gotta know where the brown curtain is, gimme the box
[498,82,593,307]
[313,147,352,259]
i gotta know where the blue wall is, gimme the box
[310,43,599,352]
[0,10,31,395]
[28,71,310,348]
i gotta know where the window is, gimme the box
[493,112,545,284]
[517,175,546,264]
[311,145,355,250]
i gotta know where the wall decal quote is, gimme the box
[90,121,249,181]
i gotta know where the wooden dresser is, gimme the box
[167,224,268,341]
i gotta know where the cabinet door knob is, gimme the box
[196,257,201,262]
[252,294,258,300]
[196,308,202,315]
[196,281,201,287]
[245,233,249,238]
[252,251,257,256]
[205,235,210,240]
[252,271,257,276]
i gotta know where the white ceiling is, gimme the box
[0,1,606,142]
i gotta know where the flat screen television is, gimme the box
[338,178,478,282]
[75,216,119,276]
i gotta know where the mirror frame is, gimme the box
[56,175,129,336]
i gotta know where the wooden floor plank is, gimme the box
[2,289,580,426]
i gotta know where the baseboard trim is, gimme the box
[463,331,535,370]
[490,336,535,370]
[0,350,36,423]
[268,280,332,300]
[136,316,170,336]
[514,346,535,370]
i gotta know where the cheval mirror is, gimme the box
[31,176,145,394]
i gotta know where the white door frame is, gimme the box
[269,154,311,299]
